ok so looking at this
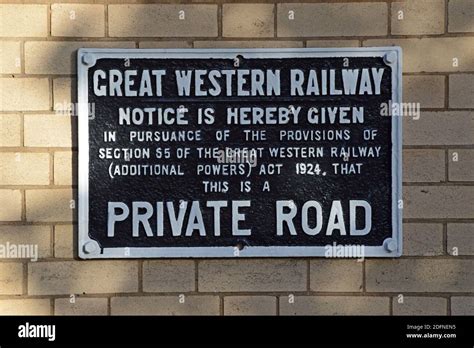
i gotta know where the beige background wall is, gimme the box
[0,0,473,315]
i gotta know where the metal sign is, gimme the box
[78,48,402,259]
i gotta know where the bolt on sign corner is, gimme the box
[77,48,402,259]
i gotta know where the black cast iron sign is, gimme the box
[78,48,402,259]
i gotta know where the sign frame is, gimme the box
[77,47,402,259]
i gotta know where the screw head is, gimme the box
[83,241,98,254]
[384,51,397,65]
[82,53,96,67]
[384,238,397,252]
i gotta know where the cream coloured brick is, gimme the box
[0,41,21,73]
[139,41,192,48]
[403,223,444,256]
[54,151,76,185]
[449,74,474,108]
[194,40,302,48]
[29,261,138,295]
[0,263,23,295]
[0,153,50,185]
[109,5,217,37]
[0,189,21,221]
[403,150,445,182]
[0,225,51,259]
[403,75,445,108]
[53,78,76,113]
[448,223,474,255]
[310,260,362,292]
[391,0,445,35]
[449,0,474,33]
[224,296,276,315]
[393,297,447,315]
[306,40,359,48]
[449,149,474,181]
[24,114,74,148]
[364,38,474,72]
[52,4,105,37]
[404,186,474,219]
[223,4,274,38]
[0,78,50,111]
[54,224,74,258]
[366,259,474,292]
[277,3,387,37]
[26,189,75,222]
[25,41,135,75]
[143,260,195,292]
[403,111,474,146]
[0,299,50,315]
[111,296,219,315]
[451,297,474,315]
[0,5,47,37]
[198,260,306,292]
[55,297,108,315]
[280,296,389,315]
[0,114,21,147]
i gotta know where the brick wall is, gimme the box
[0,0,473,316]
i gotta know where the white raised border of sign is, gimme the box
[77,47,402,259]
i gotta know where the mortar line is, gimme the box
[446,74,450,109]
[306,259,310,292]
[445,0,449,34]
[1,30,474,42]
[23,262,28,296]
[20,41,25,75]
[0,291,473,300]
[20,113,25,148]
[218,3,223,38]
[387,0,391,37]
[48,3,52,37]
[362,259,366,292]
[21,189,26,222]
[443,222,448,255]
[389,294,394,316]
[51,225,55,258]
[445,149,450,182]
[447,296,451,316]
[273,2,277,39]
[50,152,55,186]
[49,77,54,111]
[194,260,199,292]
[276,295,280,316]
[105,4,109,38]
[138,260,143,293]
